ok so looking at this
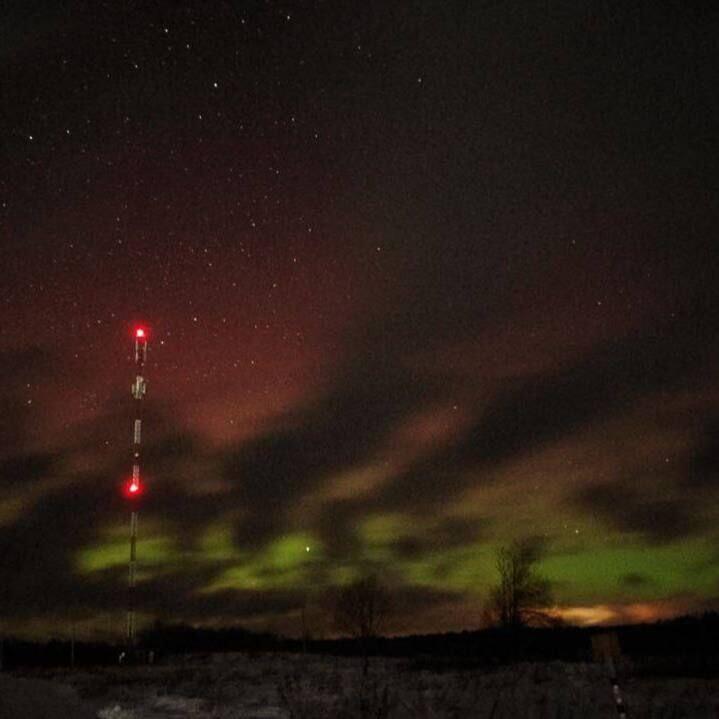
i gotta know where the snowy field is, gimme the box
[5,652,719,718]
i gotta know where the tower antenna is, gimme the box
[126,326,148,649]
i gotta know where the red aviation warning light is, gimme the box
[123,478,144,499]
[133,325,149,367]
[133,325,149,343]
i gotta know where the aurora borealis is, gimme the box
[1,1,718,639]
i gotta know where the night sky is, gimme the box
[1,1,718,639]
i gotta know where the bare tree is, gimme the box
[333,574,390,673]
[484,538,558,628]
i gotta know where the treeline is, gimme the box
[3,612,719,671]
[0,637,120,671]
[303,612,719,668]
[140,622,281,653]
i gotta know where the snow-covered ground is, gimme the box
[6,652,719,718]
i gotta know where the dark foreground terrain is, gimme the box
[4,652,719,718]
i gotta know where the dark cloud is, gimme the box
[687,415,719,490]
[218,343,446,549]
[0,452,54,491]
[565,405,719,546]
[0,471,122,618]
[620,573,651,589]
[572,478,699,545]
[374,303,719,513]
[392,516,488,561]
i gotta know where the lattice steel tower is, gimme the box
[125,326,148,647]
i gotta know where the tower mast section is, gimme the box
[127,326,148,648]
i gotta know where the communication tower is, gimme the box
[125,326,148,647]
